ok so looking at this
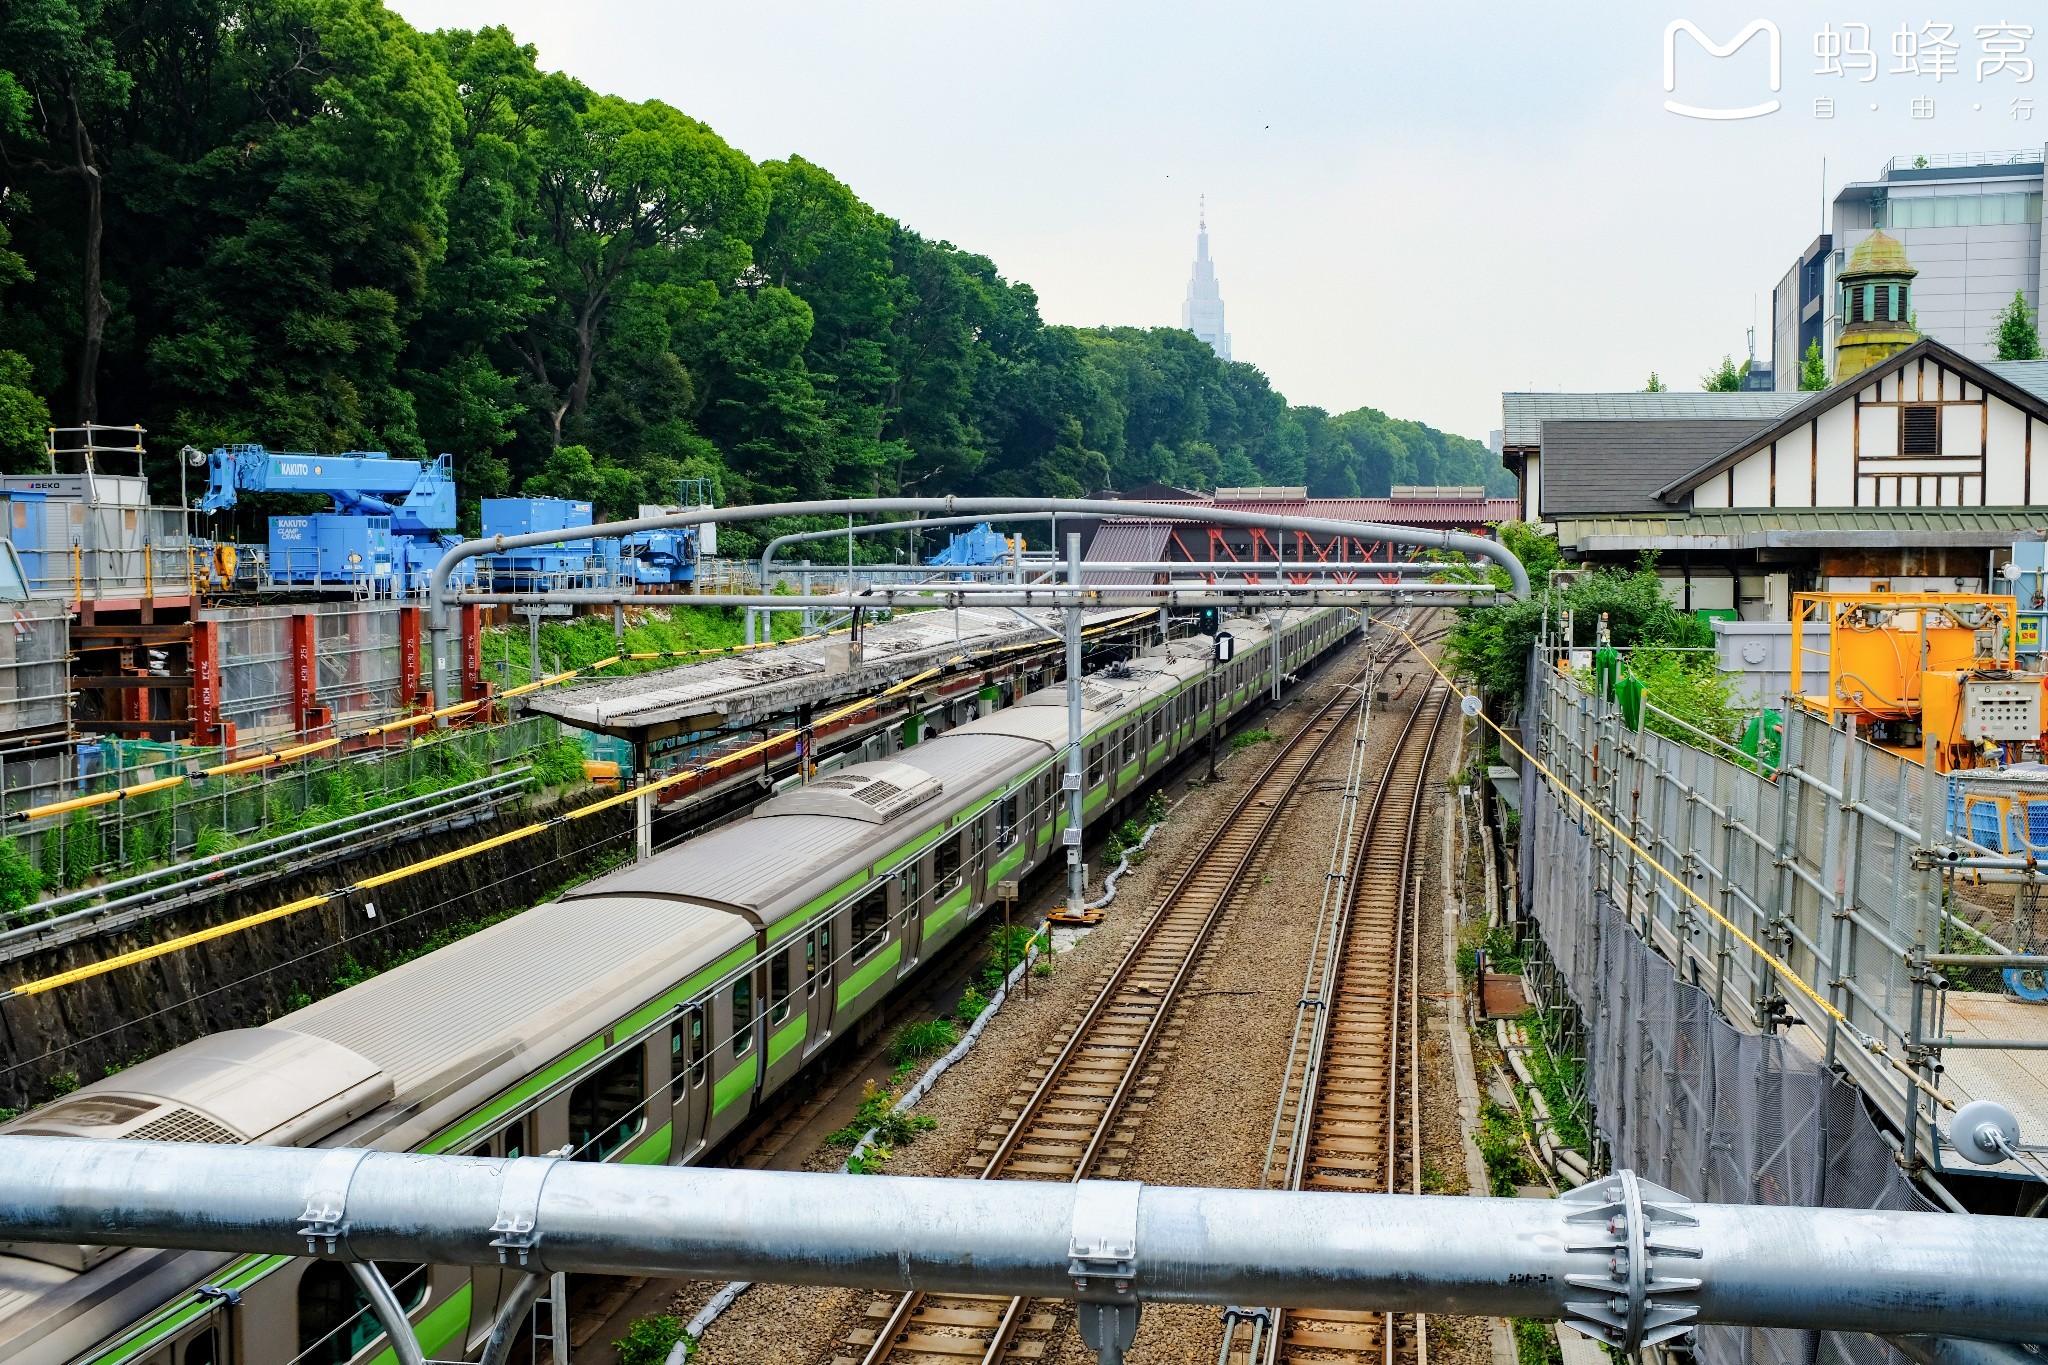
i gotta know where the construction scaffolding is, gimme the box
[1525,654,2048,1188]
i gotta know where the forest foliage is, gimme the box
[0,0,1507,548]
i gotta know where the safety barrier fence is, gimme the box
[1523,649,2048,1181]
[1522,786,1938,1365]
[1,716,562,901]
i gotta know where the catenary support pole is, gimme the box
[1066,532,1086,916]
[0,1142,2045,1357]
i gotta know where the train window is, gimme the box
[900,863,922,918]
[818,924,832,980]
[1120,725,1137,766]
[500,1118,525,1159]
[971,817,987,855]
[1149,710,1163,746]
[770,951,791,1024]
[183,1327,217,1365]
[732,978,755,1056]
[681,1007,707,1084]
[934,835,962,890]
[568,1051,646,1160]
[805,933,818,995]
[298,1261,428,1365]
[1087,743,1104,783]
[996,794,1018,848]
[850,884,890,961]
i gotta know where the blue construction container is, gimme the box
[927,522,1012,568]
[620,526,697,585]
[480,497,599,586]
[267,514,395,585]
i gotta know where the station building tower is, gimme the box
[1833,230,1921,383]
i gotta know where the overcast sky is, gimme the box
[387,0,2048,442]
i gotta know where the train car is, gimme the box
[0,608,1359,1365]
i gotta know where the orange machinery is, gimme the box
[1789,591,2043,772]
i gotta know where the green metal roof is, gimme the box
[1556,507,2048,552]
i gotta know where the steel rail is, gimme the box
[1255,678,1451,1365]
[851,634,1381,1365]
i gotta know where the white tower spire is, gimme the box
[1182,198,1231,361]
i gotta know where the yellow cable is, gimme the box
[1392,625,1955,1113]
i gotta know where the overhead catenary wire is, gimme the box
[1392,624,1956,1114]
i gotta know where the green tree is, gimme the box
[0,834,43,914]
[1993,289,2042,361]
[0,0,129,421]
[519,92,765,448]
[1799,339,1829,391]
[1701,355,1748,391]
[1643,372,1667,392]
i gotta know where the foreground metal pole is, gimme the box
[2,1142,2046,1350]
[1066,532,1086,916]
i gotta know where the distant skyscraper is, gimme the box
[1182,198,1232,361]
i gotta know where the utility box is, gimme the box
[267,514,394,585]
[1961,677,2043,742]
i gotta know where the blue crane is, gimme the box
[197,445,459,589]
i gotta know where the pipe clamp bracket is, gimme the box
[1560,1169,1701,1352]
[297,1148,375,1257]
[489,1153,564,1266]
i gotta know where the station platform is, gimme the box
[526,604,1155,755]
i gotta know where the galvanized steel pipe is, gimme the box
[0,1140,2042,1346]
[427,497,1527,705]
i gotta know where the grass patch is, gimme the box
[1230,728,1277,752]
[826,1078,938,1165]
[1518,1009,1590,1152]
[613,1314,692,1365]
[1513,1319,1563,1365]
[1478,1096,1538,1197]
[1457,924,1523,979]
[890,1019,957,1068]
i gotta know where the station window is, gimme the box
[672,1006,707,1086]
[934,836,962,890]
[568,1050,646,1160]
[298,1261,428,1365]
[851,884,891,962]
[731,978,755,1056]
[770,951,792,1024]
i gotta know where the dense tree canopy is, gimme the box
[0,0,1509,542]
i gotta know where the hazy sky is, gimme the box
[386,0,2048,441]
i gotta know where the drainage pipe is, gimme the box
[428,498,1528,706]
[0,1140,2042,1351]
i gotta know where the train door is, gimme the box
[896,859,925,979]
[802,923,835,1060]
[761,944,807,1091]
[461,1116,533,1343]
[669,1003,711,1162]
[833,881,897,1024]
[705,972,759,1147]
[925,829,970,949]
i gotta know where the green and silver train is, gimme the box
[0,607,1356,1365]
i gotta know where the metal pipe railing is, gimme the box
[0,1140,2043,1357]
[428,497,1530,705]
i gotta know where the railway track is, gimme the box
[1238,658,1453,1365]
[837,624,1417,1365]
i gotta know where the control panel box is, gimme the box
[1961,678,2043,742]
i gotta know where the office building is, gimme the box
[1182,200,1232,361]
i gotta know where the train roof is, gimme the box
[284,895,751,1101]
